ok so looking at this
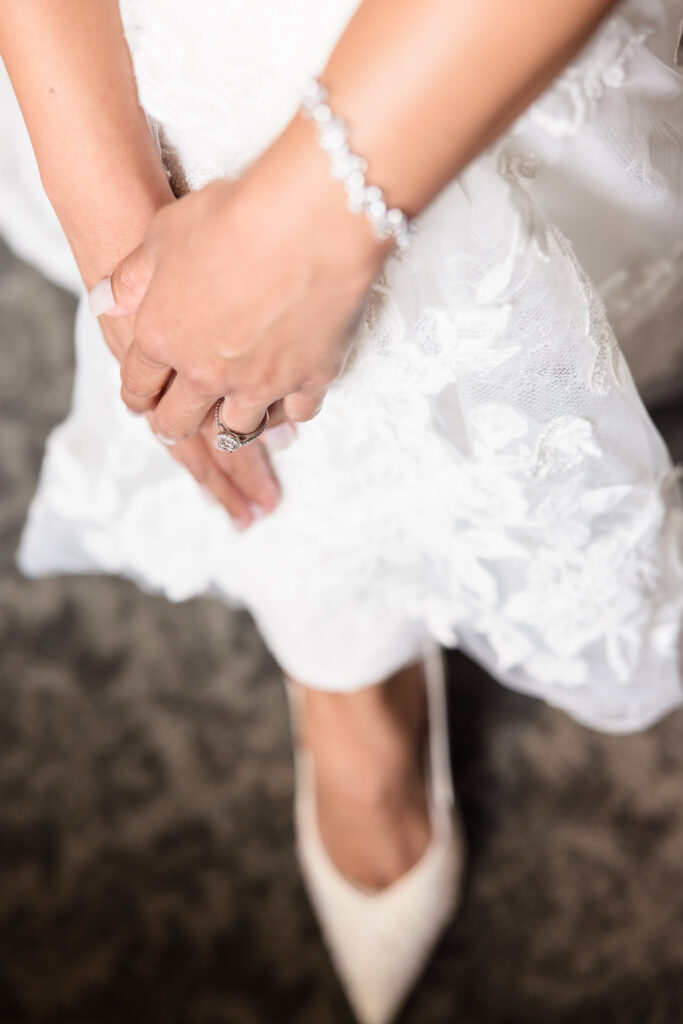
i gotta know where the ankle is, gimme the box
[295,697,429,817]
[291,659,428,749]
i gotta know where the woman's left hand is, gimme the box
[90,114,390,443]
[97,314,286,530]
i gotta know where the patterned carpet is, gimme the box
[1,237,683,1024]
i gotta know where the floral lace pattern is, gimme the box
[513,18,653,140]
[13,0,683,732]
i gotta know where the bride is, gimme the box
[1,1,682,1020]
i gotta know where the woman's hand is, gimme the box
[98,315,285,530]
[87,0,618,444]
[91,116,390,441]
[2,0,287,528]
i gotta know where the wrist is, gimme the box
[300,77,416,254]
[48,171,174,291]
[240,109,393,291]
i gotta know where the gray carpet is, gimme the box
[2,237,683,1024]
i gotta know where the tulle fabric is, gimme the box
[4,0,683,730]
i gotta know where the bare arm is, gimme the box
[0,1,282,530]
[320,0,621,215]
[259,0,621,221]
[0,0,172,288]
[100,0,621,442]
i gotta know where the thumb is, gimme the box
[88,240,153,319]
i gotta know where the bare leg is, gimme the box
[285,660,432,890]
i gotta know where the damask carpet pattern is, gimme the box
[1,240,683,1023]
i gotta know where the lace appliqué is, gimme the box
[497,145,625,397]
[11,0,681,735]
[515,17,652,139]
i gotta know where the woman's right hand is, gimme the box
[98,315,287,530]
[0,0,288,526]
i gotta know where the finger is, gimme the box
[88,239,154,319]
[120,338,174,414]
[203,421,281,514]
[149,373,216,441]
[219,394,270,436]
[256,399,298,452]
[263,398,288,429]
[167,436,254,529]
[281,386,327,423]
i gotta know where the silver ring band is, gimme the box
[214,398,269,452]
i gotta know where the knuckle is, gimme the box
[152,413,183,441]
[185,361,218,395]
[283,398,316,423]
[115,259,148,306]
[134,317,166,363]
[121,393,155,415]
[120,367,150,399]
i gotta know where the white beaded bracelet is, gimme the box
[299,76,417,252]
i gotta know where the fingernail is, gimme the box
[200,486,219,506]
[155,432,177,446]
[262,421,296,452]
[248,502,264,519]
[88,276,116,317]
[126,407,143,418]
[232,515,250,531]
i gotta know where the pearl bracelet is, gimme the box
[299,76,416,252]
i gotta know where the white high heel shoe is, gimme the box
[284,641,466,1024]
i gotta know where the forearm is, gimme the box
[319,0,618,216]
[253,0,619,253]
[323,0,620,215]
[0,0,172,288]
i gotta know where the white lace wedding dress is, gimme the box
[2,0,682,732]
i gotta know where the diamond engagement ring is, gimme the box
[214,397,269,452]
